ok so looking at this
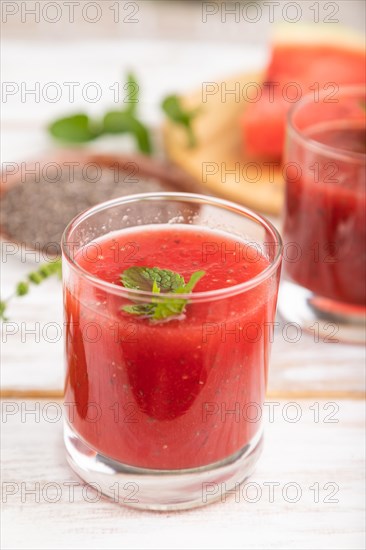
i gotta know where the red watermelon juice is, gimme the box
[64,224,281,471]
[284,119,366,307]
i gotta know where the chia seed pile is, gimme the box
[0,166,166,255]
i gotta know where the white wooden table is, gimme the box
[1,41,365,550]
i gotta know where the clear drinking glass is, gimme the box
[62,192,282,510]
[279,86,366,344]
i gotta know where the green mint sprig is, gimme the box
[0,259,62,321]
[48,74,202,153]
[121,266,205,322]
[161,95,200,148]
[48,73,152,155]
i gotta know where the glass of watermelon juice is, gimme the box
[62,192,282,510]
[279,86,366,344]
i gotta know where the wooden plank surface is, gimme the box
[1,398,365,550]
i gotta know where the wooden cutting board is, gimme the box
[163,72,284,215]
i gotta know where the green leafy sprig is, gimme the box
[0,260,62,321]
[161,95,200,148]
[48,73,152,155]
[120,266,205,322]
[48,75,202,153]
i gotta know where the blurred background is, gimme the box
[2,0,365,161]
[2,0,365,41]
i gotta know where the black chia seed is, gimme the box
[0,167,167,255]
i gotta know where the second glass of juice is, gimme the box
[279,86,366,343]
[62,192,282,510]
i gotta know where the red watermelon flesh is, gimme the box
[241,28,366,160]
[242,89,288,160]
[266,46,366,86]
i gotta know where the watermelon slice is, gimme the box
[241,24,366,160]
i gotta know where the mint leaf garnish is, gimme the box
[122,303,155,317]
[121,266,185,292]
[120,266,205,322]
[180,271,207,293]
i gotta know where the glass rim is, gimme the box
[61,192,283,302]
[287,84,366,163]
